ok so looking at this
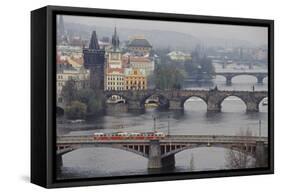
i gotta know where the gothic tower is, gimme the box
[111,27,120,51]
[83,31,105,90]
[57,15,65,37]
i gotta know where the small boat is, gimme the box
[145,103,159,108]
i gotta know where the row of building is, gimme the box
[56,25,155,103]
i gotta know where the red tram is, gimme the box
[92,132,165,140]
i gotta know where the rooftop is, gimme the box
[57,64,77,73]
[128,38,152,48]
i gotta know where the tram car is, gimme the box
[92,131,165,140]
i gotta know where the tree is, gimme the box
[225,128,256,169]
[76,88,95,104]
[76,88,104,115]
[87,91,104,115]
[184,51,215,79]
[199,55,215,75]
[61,79,78,105]
[64,101,87,119]
[154,64,186,90]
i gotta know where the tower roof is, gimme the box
[89,31,100,50]
[111,27,120,51]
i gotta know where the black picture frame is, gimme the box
[31,5,274,188]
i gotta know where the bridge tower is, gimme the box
[83,31,105,90]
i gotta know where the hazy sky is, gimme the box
[63,15,268,46]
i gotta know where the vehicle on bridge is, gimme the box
[92,131,166,140]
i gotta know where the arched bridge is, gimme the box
[104,89,268,112]
[214,72,268,85]
[57,135,268,169]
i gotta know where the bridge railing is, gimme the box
[57,135,268,144]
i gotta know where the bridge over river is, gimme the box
[57,134,268,169]
[104,89,268,112]
[214,72,268,85]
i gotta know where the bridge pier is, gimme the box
[148,140,162,169]
[169,100,183,110]
[255,141,268,167]
[246,102,259,112]
[225,76,232,86]
[57,154,63,169]
[207,103,221,112]
[127,100,145,111]
[257,76,264,84]
[148,140,176,169]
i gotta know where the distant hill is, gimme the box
[64,22,257,50]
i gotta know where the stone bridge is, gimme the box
[57,135,268,169]
[104,89,268,112]
[214,72,268,85]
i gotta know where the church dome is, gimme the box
[128,38,152,48]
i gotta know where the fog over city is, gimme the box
[63,15,268,48]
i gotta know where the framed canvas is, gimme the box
[31,5,274,188]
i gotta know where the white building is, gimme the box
[105,68,125,91]
[167,51,191,61]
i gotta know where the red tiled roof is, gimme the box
[107,67,124,74]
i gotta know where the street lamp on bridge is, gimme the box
[168,115,170,137]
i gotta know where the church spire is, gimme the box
[111,27,120,51]
[58,15,65,36]
[89,30,100,50]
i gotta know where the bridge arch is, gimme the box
[258,97,268,112]
[140,93,169,109]
[161,143,256,159]
[105,93,128,104]
[215,74,227,81]
[231,74,262,84]
[215,73,268,85]
[181,96,208,111]
[58,144,150,159]
[219,95,247,112]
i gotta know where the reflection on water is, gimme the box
[57,74,268,179]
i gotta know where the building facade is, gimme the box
[128,56,154,76]
[105,68,125,91]
[124,68,147,90]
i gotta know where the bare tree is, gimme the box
[225,128,256,169]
